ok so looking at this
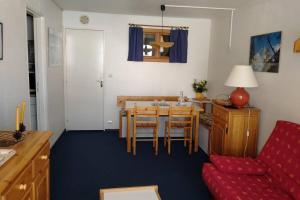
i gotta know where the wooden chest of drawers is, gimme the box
[0,131,52,200]
[210,104,260,157]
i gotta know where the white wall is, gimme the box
[63,11,212,129]
[0,0,65,145]
[207,0,300,152]
[41,0,65,145]
[0,0,30,130]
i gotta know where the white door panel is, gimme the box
[66,29,104,130]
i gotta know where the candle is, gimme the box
[16,105,20,131]
[20,100,26,123]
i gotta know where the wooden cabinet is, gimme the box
[210,118,226,155]
[34,143,50,200]
[0,132,52,200]
[35,166,49,200]
[210,104,260,157]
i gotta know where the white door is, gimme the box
[65,29,104,130]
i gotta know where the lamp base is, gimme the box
[229,87,249,108]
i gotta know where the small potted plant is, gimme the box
[192,80,208,99]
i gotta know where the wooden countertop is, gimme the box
[213,103,261,113]
[0,131,52,194]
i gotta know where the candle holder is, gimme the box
[13,130,23,141]
[19,123,26,132]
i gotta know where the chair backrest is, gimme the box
[133,106,159,123]
[168,105,194,124]
[258,121,300,191]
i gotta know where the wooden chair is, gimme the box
[164,106,194,155]
[117,96,180,138]
[133,106,160,156]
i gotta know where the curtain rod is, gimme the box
[128,23,189,29]
[165,4,236,11]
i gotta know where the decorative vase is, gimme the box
[196,92,204,99]
[229,87,249,108]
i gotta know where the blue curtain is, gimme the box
[169,29,188,63]
[128,27,144,61]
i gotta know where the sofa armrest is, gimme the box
[210,155,267,175]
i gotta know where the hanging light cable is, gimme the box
[150,5,174,48]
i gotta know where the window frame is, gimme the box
[143,28,171,63]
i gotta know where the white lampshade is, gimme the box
[225,65,258,88]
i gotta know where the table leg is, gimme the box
[194,111,200,152]
[119,110,123,138]
[126,111,131,153]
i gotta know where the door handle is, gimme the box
[225,124,228,135]
[96,80,103,87]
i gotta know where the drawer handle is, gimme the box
[19,184,27,190]
[40,155,48,160]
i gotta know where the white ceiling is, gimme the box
[53,0,250,18]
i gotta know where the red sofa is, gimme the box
[202,121,300,200]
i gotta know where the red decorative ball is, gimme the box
[230,87,249,108]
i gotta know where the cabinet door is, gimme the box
[2,164,33,200]
[35,166,49,200]
[22,188,34,200]
[210,120,226,155]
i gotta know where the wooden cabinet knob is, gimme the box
[19,184,27,190]
[40,155,48,160]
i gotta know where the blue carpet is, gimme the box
[50,131,211,200]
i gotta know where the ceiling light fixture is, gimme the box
[150,5,174,48]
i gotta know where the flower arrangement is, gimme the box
[193,80,208,93]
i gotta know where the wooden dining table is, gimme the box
[125,101,204,153]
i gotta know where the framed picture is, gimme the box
[249,31,282,73]
[48,28,62,67]
[0,23,3,60]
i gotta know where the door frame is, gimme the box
[64,28,105,131]
[26,8,48,130]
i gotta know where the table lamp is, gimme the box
[225,65,258,108]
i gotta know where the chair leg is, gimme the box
[189,127,193,155]
[164,125,167,147]
[119,110,123,138]
[168,140,171,155]
[155,127,159,155]
[184,128,187,147]
[133,126,137,156]
[168,127,171,155]
[152,128,155,148]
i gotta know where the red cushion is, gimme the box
[202,121,300,200]
[258,121,300,198]
[210,155,267,175]
[202,163,292,200]
[267,167,300,200]
[259,121,300,183]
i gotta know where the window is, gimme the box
[143,28,171,62]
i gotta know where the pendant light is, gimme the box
[150,5,174,48]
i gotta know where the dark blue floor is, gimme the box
[50,131,211,200]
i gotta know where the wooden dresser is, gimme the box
[210,104,260,157]
[0,131,52,200]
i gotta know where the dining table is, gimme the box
[124,100,204,153]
